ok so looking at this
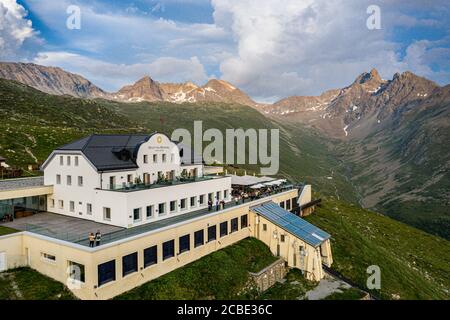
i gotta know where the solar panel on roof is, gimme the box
[252,201,330,247]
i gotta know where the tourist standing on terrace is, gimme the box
[95,230,102,246]
[208,200,212,211]
[88,233,95,247]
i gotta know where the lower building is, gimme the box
[0,133,331,299]
[0,187,332,300]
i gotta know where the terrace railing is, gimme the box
[102,175,220,192]
[24,224,88,243]
[24,183,300,247]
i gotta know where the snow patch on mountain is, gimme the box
[343,125,349,137]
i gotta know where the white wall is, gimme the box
[45,152,100,219]
[298,185,312,206]
[42,133,233,228]
[96,176,232,228]
[135,134,183,183]
[101,169,138,189]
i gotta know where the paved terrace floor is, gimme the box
[2,185,297,247]
[2,212,123,242]
[76,196,259,247]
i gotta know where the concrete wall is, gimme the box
[45,151,100,220]
[298,185,312,206]
[0,233,26,270]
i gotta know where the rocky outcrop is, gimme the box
[0,62,107,98]
[113,76,167,102]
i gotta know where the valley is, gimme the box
[263,70,450,239]
[0,74,449,299]
[0,62,448,240]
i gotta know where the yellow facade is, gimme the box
[0,185,53,201]
[0,190,332,300]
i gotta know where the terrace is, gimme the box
[4,184,299,247]
[101,175,221,192]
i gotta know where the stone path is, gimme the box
[305,272,352,300]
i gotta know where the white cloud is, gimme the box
[0,0,39,60]
[5,0,449,101]
[34,51,209,91]
[23,0,229,61]
[211,0,450,101]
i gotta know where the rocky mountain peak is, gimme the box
[115,75,166,102]
[205,79,237,91]
[354,68,383,86]
[134,75,156,86]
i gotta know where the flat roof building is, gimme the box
[0,132,333,299]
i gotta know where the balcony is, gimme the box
[102,175,223,192]
[18,184,299,247]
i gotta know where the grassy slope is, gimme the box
[305,197,450,299]
[115,238,276,300]
[0,79,142,167]
[1,79,448,299]
[0,226,18,236]
[0,267,75,300]
[102,100,359,203]
[1,78,359,203]
[332,100,450,239]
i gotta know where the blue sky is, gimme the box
[1,0,449,102]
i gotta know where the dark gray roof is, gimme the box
[57,134,153,171]
[0,155,5,161]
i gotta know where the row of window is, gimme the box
[279,197,298,211]
[56,174,83,187]
[50,191,230,223]
[49,198,92,215]
[131,190,230,222]
[97,214,249,287]
[143,153,175,164]
[59,155,79,167]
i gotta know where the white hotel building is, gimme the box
[41,133,232,228]
[0,132,333,299]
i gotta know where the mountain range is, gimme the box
[0,61,448,239]
[270,69,449,238]
[265,68,443,139]
[0,62,257,107]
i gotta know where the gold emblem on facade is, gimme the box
[157,136,163,144]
